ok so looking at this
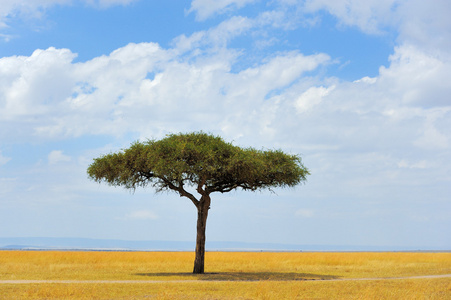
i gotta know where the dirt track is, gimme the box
[1,274,450,284]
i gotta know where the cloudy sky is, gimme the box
[1,0,450,250]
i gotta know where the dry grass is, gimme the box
[1,278,450,299]
[0,251,450,299]
[1,251,450,280]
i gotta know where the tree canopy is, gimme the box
[88,132,308,197]
[87,132,309,273]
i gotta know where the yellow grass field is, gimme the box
[0,251,450,299]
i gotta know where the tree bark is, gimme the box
[193,194,211,274]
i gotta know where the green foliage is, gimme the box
[87,132,309,197]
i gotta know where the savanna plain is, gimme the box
[0,250,450,299]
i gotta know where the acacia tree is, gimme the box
[87,132,309,274]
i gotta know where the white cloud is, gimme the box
[0,0,71,28]
[0,47,76,119]
[414,122,450,150]
[0,33,14,42]
[1,40,449,186]
[378,44,451,107]
[48,150,71,165]
[397,160,429,169]
[0,35,330,141]
[302,0,398,34]
[353,76,377,84]
[0,151,11,166]
[288,0,451,58]
[396,0,451,57]
[0,1,449,171]
[172,15,255,53]
[0,0,137,30]
[86,0,137,8]
[188,0,258,21]
[295,85,335,113]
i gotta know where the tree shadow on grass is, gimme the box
[134,272,338,281]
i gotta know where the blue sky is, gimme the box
[1,0,450,250]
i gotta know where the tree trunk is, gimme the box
[193,195,211,274]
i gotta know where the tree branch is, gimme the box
[160,177,200,208]
[197,176,208,197]
[207,181,259,194]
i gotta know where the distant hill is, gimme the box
[0,237,444,252]
[0,237,193,251]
